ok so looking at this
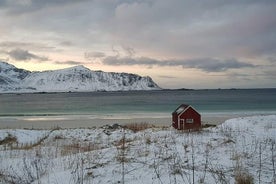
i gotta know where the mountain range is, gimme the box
[0,61,160,93]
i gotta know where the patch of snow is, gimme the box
[0,129,50,144]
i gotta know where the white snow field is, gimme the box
[0,115,275,184]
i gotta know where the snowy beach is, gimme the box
[0,115,275,184]
[0,114,239,129]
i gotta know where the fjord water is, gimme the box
[0,89,276,118]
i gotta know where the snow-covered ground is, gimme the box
[0,115,275,184]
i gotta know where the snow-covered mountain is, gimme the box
[0,62,31,92]
[0,61,160,93]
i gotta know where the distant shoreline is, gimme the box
[0,87,276,94]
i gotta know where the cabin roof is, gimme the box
[172,104,190,114]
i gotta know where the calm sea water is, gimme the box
[0,89,276,118]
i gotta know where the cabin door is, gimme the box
[180,119,184,129]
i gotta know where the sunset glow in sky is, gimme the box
[0,0,276,89]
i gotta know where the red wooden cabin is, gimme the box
[172,104,201,130]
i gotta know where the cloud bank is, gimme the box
[102,56,255,72]
[7,48,48,61]
[0,0,275,88]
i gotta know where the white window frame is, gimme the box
[186,118,194,123]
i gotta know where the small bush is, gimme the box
[54,135,64,140]
[235,171,254,184]
[145,136,151,144]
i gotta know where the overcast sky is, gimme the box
[0,0,275,89]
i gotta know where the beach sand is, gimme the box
[0,114,240,129]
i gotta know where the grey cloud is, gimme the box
[112,46,120,57]
[102,56,255,72]
[59,41,73,46]
[0,41,56,51]
[2,0,275,60]
[158,75,177,79]
[0,1,273,73]
[121,45,135,57]
[7,48,48,61]
[227,73,253,82]
[267,57,276,63]
[84,52,106,60]
[262,71,276,78]
[109,0,276,58]
[55,60,83,65]
[2,0,90,14]
[177,58,255,72]
[103,56,159,66]
[0,41,31,48]
[225,70,276,82]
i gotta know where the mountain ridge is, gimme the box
[0,61,161,93]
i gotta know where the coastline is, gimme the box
[0,113,250,129]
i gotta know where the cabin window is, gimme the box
[180,119,185,124]
[186,119,194,123]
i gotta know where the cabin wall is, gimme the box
[178,108,201,130]
[172,113,178,128]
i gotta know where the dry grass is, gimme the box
[61,142,100,156]
[114,138,133,147]
[0,134,17,145]
[125,122,153,133]
[11,129,56,150]
[16,134,50,150]
[201,123,217,128]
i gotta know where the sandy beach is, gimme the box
[0,114,241,129]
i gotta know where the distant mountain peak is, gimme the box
[67,65,89,71]
[0,61,161,93]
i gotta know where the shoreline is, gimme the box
[0,113,265,129]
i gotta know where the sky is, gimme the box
[0,0,276,89]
